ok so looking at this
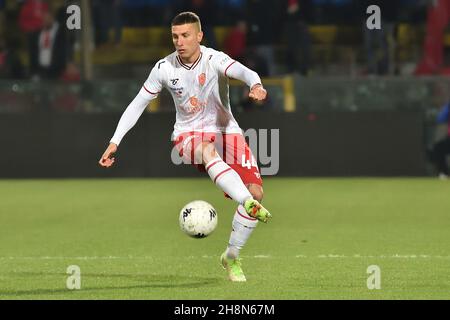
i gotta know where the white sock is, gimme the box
[226,205,258,260]
[205,157,252,205]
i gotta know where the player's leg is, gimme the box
[220,134,271,281]
[221,184,264,282]
[226,184,264,260]
[225,184,263,259]
[247,183,264,202]
[174,133,256,205]
[196,140,253,203]
[197,141,271,222]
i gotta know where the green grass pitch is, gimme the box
[0,178,449,299]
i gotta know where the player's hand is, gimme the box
[99,143,117,168]
[249,84,267,101]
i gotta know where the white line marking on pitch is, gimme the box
[0,254,449,260]
[295,254,450,259]
[0,256,154,260]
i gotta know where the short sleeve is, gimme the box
[138,60,165,99]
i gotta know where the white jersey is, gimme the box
[110,45,261,145]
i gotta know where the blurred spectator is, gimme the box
[246,0,282,76]
[18,0,48,33]
[415,0,450,75]
[30,11,67,79]
[92,0,122,47]
[283,0,312,76]
[0,38,26,79]
[429,102,450,179]
[52,62,81,112]
[60,61,81,83]
[224,20,247,60]
[18,0,49,73]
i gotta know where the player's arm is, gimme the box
[99,94,152,168]
[219,55,267,101]
[99,63,163,168]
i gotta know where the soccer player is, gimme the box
[99,12,272,282]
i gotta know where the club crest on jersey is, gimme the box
[198,73,206,86]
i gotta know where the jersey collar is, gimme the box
[177,52,202,71]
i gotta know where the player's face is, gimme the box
[171,23,203,62]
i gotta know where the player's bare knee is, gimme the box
[193,145,203,164]
[248,184,264,202]
[194,142,217,164]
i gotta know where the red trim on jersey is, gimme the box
[142,85,159,95]
[237,207,258,221]
[213,168,232,184]
[224,60,237,77]
[206,159,222,171]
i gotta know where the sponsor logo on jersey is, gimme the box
[169,86,184,97]
[170,78,179,85]
[180,96,207,114]
[190,96,199,107]
[220,56,231,66]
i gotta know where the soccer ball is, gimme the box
[179,200,218,238]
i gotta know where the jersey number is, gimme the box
[241,154,258,169]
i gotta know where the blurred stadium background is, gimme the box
[0,0,448,177]
[1,0,450,300]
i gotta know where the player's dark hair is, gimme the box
[171,12,202,30]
